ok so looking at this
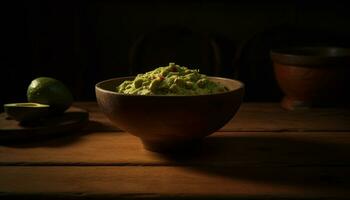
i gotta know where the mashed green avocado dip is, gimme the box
[116,63,228,95]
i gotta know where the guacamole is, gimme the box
[116,63,228,95]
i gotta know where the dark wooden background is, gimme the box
[2,1,350,109]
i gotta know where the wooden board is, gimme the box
[0,107,89,142]
[73,102,121,132]
[74,102,350,132]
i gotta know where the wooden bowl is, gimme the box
[95,77,244,152]
[271,47,350,110]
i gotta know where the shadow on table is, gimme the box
[0,120,122,148]
[160,134,350,190]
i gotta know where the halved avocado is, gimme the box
[4,103,50,122]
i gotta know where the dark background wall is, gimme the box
[2,1,350,108]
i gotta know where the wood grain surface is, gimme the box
[74,102,350,132]
[0,102,350,199]
[1,131,350,166]
[1,166,349,199]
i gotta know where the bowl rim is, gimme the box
[270,46,350,57]
[95,76,244,97]
[270,46,350,67]
[4,103,50,108]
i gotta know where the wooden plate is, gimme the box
[0,106,89,142]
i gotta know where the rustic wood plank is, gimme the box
[228,103,350,132]
[0,166,349,199]
[1,102,349,199]
[1,131,350,166]
[74,102,350,132]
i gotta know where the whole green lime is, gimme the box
[27,77,73,114]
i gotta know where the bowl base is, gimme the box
[141,139,202,153]
[281,96,311,111]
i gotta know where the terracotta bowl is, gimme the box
[95,77,244,152]
[271,47,350,110]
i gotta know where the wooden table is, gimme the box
[1,102,350,199]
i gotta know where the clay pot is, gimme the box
[271,47,350,110]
